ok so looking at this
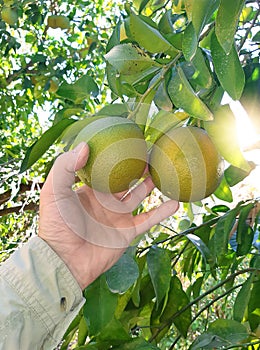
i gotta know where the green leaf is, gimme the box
[154,80,173,111]
[97,317,131,343]
[131,255,146,307]
[182,23,197,61]
[114,337,160,349]
[53,107,84,124]
[192,276,204,299]
[77,316,88,346]
[121,65,161,86]
[215,0,244,54]
[236,202,255,256]
[56,75,99,104]
[168,66,213,120]
[207,318,249,343]
[129,10,172,53]
[190,48,213,88]
[234,274,254,322]
[20,118,76,172]
[158,10,174,34]
[60,312,82,350]
[252,30,260,43]
[146,246,171,308]
[96,103,129,117]
[224,162,255,187]
[104,44,157,75]
[83,275,118,337]
[60,115,106,149]
[190,333,229,349]
[160,276,192,338]
[191,0,220,37]
[248,280,260,332]
[186,233,216,268]
[212,205,241,258]
[191,319,249,349]
[105,253,139,294]
[139,0,151,14]
[106,21,120,53]
[204,105,251,171]
[145,110,188,146]
[132,85,156,130]
[213,175,233,202]
[211,31,245,100]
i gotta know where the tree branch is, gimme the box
[0,182,43,206]
[238,6,260,52]
[0,202,39,217]
[168,282,245,350]
[149,268,260,343]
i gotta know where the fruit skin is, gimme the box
[48,77,59,93]
[149,126,223,202]
[1,6,18,25]
[72,116,147,193]
[47,15,70,30]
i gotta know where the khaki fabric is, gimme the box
[0,236,85,350]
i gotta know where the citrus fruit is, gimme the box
[72,116,147,193]
[48,77,59,93]
[47,15,70,30]
[149,126,223,202]
[1,6,18,25]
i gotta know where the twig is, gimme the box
[149,268,260,342]
[168,334,181,349]
[137,215,219,255]
[238,6,260,52]
[223,339,260,349]
[191,282,244,324]
[0,202,39,217]
[150,0,171,16]
[171,240,190,267]
[168,282,245,350]
[0,182,42,206]
[127,53,182,122]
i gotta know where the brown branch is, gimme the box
[238,6,260,52]
[5,61,35,85]
[0,202,39,217]
[0,182,43,206]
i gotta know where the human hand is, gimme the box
[39,142,179,289]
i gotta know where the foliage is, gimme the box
[1,0,260,349]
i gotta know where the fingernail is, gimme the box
[72,142,87,154]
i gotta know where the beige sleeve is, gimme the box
[0,236,85,350]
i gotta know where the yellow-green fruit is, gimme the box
[47,15,70,30]
[48,77,59,93]
[72,116,147,193]
[149,126,223,202]
[1,6,18,25]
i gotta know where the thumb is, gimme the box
[42,142,89,196]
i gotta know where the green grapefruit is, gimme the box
[73,116,147,193]
[149,126,223,202]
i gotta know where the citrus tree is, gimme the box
[1,0,260,349]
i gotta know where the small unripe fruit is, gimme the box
[48,77,59,93]
[1,6,18,26]
[47,15,70,30]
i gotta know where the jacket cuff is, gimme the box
[1,236,85,348]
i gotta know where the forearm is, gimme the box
[0,236,85,350]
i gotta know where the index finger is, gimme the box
[41,142,89,196]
